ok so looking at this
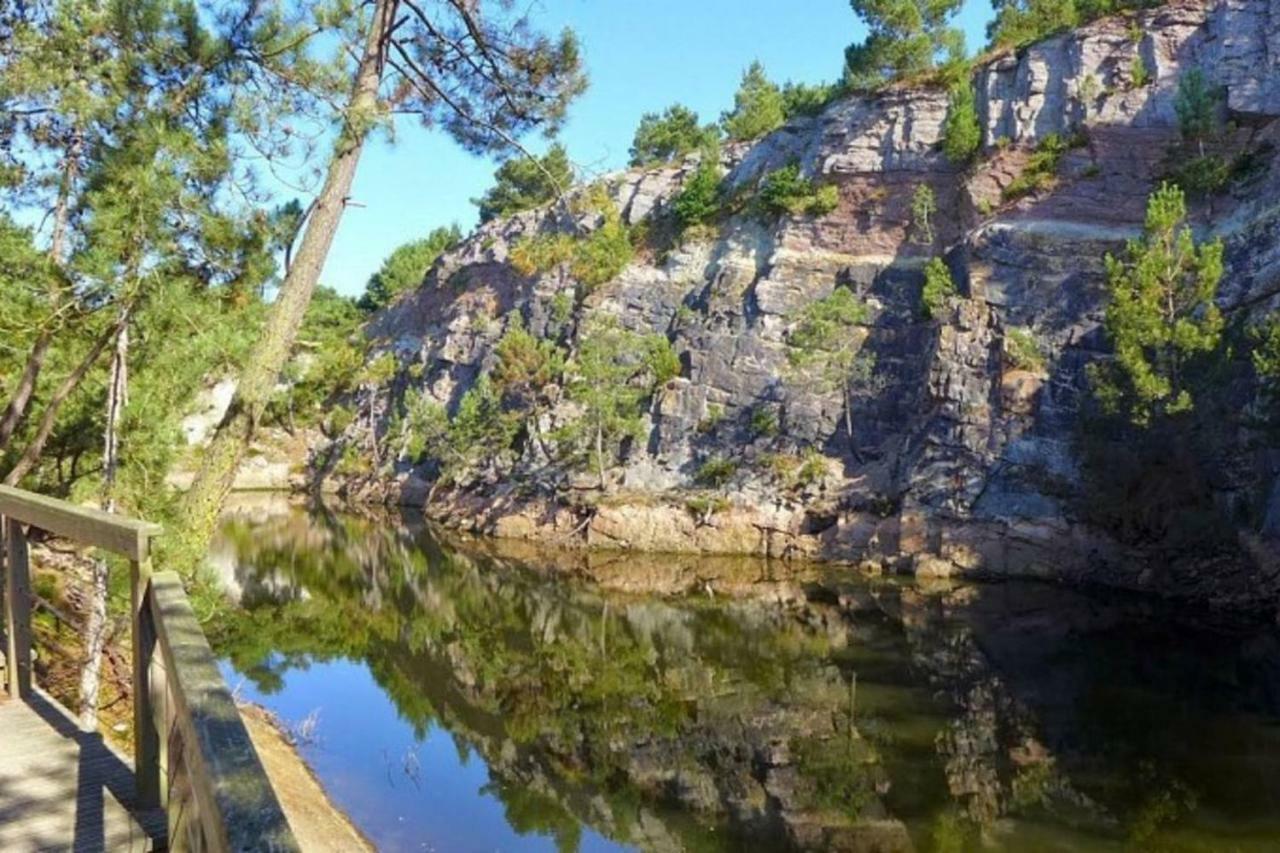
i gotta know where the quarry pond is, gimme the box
[209,508,1280,852]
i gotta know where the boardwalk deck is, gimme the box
[0,692,165,852]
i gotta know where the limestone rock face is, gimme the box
[344,0,1280,607]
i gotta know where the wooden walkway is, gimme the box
[0,692,165,852]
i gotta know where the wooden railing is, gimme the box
[0,484,299,852]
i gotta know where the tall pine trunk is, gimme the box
[78,318,127,731]
[170,0,396,569]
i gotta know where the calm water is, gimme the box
[210,509,1280,852]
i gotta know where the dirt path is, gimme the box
[240,704,374,852]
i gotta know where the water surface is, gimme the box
[211,509,1280,851]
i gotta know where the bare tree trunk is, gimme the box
[170,0,397,569]
[79,319,127,731]
[595,419,606,492]
[4,308,132,486]
[0,330,55,447]
[0,134,80,449]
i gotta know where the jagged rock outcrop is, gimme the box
[335,0,1280,608]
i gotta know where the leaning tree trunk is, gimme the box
[3,307,132,486]
[0,136,80,449]
[78,318,128,731]
[170,0,396,569]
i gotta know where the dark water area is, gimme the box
[209,508,1280,852]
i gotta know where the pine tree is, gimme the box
[786,287,877,451]
[174,0,587,567]
[988,0,1080,49]
[359,226,462,312]
[844,0,966,90]
[1088,183,1225,426]
[474,144,575,222]
[1175,68,1220,156]
[722,62,786,141]
[629,104,719,167]
[560,319,677,490]
[941,81,982,163]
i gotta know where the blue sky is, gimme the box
[315,0,996,297]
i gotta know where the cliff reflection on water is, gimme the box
[211,508,1280,852]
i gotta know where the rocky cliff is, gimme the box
[333,0,1280,608]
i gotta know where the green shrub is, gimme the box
[510,201,634,290]
[757,163,840,217]
[685,494,732,520]
[671,159,724,231]
[922,258,957,320]
[510,232,575,276]
[748,405,780,439]
[1002,132,1077,201]
[697,403,724,433]
[941,82,981,164]
[570,217,634,289]
[1004,326,1046,372]
[1129,55,1151,89]
[630,104,719,167]
[911,184,936,245]
[323,405,356,439]
[795,447,829,488]
[474,144,573,223]
[1171,154,1230,197]
[695,457,738,487]
[781,80,839,119]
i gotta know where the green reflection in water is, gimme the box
[211,509,1280,852]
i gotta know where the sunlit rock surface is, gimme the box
[334,0,1280,607]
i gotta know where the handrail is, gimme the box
[0,484,161,561]
[0,485,299,852]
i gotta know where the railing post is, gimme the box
[132,539,162,810]
[3,516,33,700]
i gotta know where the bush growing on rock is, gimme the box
[473,145,575,223]
[510,232,576,277]
[787,287,878,451]
[922,258,957,320]
[748,405,780,439]
[911,184,937,245]
[510,198,635,290]
[941,82,981,164]
[558,318,677,490]
[671,158,724,234]
[757,163,840,217]
[1004,326,1046,373]
[629,104,719,167]
[1088,183,1224,426]
[1002,132,1079,201]
[359,226,462,312]
[988,0,1080,49]
[695,456,738,488]
[781,80,840,119]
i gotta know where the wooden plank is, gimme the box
[0,693,164,852]
[148,571,299,852]
[4,517,32,699]
[0,484,161,561]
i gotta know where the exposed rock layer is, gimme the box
[341,0,1280,608]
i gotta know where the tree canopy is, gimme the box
[629,104,719,167]
[1089,183,1225,426]
[474,144,575,223]
[844,0,966,90]
[722,62,786,141]
[359,225,462,312]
